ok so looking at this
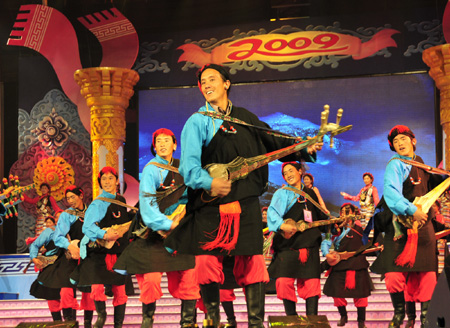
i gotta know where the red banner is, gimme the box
[178,29,399,67]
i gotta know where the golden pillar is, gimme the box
[74,67,139,197]
[423,44,450,169]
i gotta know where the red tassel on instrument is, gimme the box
[298,248,309,264]
[201,201,241,252]
[105,254,117,271]
[395,228,418,267]
[345,270,356,289]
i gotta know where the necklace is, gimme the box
[159,159,176,190]
[409,155,422,185]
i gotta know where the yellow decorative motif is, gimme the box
[34,156,75,201]
[74,67,139,197]
[423,44,450,170]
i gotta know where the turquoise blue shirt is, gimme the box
[267,187,302,233]
[179,104,223,191]
[53,208,80,249]
[140,155,186,231]
[29,227,58,259]
[383,154,416,216]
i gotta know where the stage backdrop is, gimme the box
[138,72,436,214]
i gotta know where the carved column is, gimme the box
[74,67,139,197]
[423,44,450,169]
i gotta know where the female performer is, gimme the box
[303,173,329,214]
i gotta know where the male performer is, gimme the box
[114,128,199,328]
[321,203,373,328]
[267,162,327,317]
[38,186,95,327]
[371,125,441,328]
[165,64,321,327]
[72,167,131,328]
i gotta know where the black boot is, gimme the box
[84,310,94,328]
[420,301,430,328]
[222,301,237,327]
[72,309,77,322]
[180,299,197,327]
[405,302,416,328]
[244,282,265,327]
[389,292,405,328]
[141,302,155,328]
[337,306,347,326]
[305,296,319,316]
[357,307,366,328]
[200,283,221,327]
[94,301,107,328]
[62,308,75,321]
[114,304,126,328]
[282,299,297,316]
[51,311,62,321]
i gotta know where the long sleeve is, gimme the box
[53,211,75,249]
[82,192,114,241]
[267,189,297,232]
[372,186,380,207]
[342,189,362,202]
[140,158,174,232]
[22,193,39,205]
[29,228,54,259]
[179,109,218,191]
[48,196,62,213]
[384,155,416,216]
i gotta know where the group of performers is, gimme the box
[24,63,450,328]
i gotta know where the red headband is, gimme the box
[388,125,415,151]
[363,172,374,181]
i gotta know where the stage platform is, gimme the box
[0,253,439,327]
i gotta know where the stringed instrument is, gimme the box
[393,176,450,240]
[204,106,352,196]
[89,221,133,249]
[326,245,384,266]
[282,214,364,239]
[131,204,187,240]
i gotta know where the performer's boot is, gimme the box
[180,299,197,327]
[388,292,405,328]
[305,296,319,316]
[141,302,155,328]
[51,311,62,321]
[84,310,94,328]
[62,308,75,321]
[113,303,126,328]
[72,308,77,322]
[405,301,416,328]
[222,301,237,327]
[93,301,107,328]
[282,299,297,316]
[356,307,367,328]
[420,301,430,328]
[200,283,221,327]
[244,282,265,327]
[337,306,347,326]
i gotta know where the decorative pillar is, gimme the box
[423,44,450,169]
[74,67,139,197]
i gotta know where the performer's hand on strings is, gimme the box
[280,221,297,237]
[306,136,323,154]
[32,257,44,270]
[170,219,179,231]
[211,178,231,197]
[413,208,427,226]
[103,229,120,241]
[68,243,80,260]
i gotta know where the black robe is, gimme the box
[165,106,313,256]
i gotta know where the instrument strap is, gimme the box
[145,161,179,174]
[198,111,300,140]
[281,185,330,216]
[96,197,138,211]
